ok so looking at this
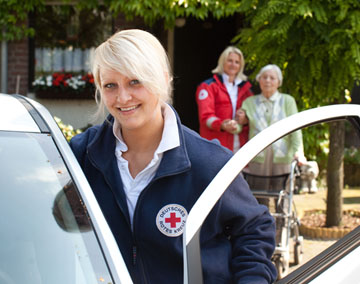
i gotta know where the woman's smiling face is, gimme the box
[223,52,241,79]
[100,69,162,132]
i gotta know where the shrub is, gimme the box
[344,146,360,165]
[54,116,82,141]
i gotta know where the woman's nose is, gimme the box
[116,87,132,103]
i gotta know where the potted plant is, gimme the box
[32,72,95,99]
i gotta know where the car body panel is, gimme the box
[309,246,360,284]
[0,95,40,132]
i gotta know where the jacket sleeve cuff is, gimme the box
[206,117,222,131]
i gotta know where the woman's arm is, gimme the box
[196,82,239,133]
[196,82,222,131]
[285,95,304,160]
[219,176,277,283]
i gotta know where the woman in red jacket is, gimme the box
[196,46,253,152]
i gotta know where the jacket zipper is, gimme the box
[87,151,149,282]
[132,245,137,266]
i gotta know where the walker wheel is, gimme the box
[274,256,288,280]
[294,241,303,265]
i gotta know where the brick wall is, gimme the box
[7,38,29,95]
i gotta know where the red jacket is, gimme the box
[196,74,253,151]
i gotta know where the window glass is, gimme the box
[0,132,113,284]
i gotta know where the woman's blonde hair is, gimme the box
[212,46,247,81]
[92,29,173,117]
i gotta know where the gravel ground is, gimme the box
[279,187,360,277]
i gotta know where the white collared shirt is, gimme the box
[112,104,180,227]
[222,73,242,152]
[222,73,242,117]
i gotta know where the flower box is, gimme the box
[33,72,95,100]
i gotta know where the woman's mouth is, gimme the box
[119,105,139,112]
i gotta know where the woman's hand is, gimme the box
[235,109,248,125]
[294,153,307,166]
[221,119,241,134]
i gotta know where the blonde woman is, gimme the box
[196,46,253,153]
[70,30,276,283]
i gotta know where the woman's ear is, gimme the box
[164,71,169,84]
[95,89,101,103]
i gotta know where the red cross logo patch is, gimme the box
[198,89,208,100]
[156,204,188,237]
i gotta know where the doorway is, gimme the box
[173,16,240,132]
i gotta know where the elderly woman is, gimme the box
[237,64,304,248]
[236,63,305,223]
[70,30,277,283]
[237,64,304,176]
[195,46,253,153]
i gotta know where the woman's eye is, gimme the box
[104,83,115,89]
[130,79,140,86]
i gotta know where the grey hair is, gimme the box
[211,46,247,81]
[255,64,283,86]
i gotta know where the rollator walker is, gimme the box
[243,160,304,279]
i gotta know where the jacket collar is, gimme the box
[214,74,227,93]
[214,73,247,89]
[87,105,191,187]
[154,105,191,179]
[259,91,281,103]
[221,73,242,86]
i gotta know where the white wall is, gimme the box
[27,93,103,129]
